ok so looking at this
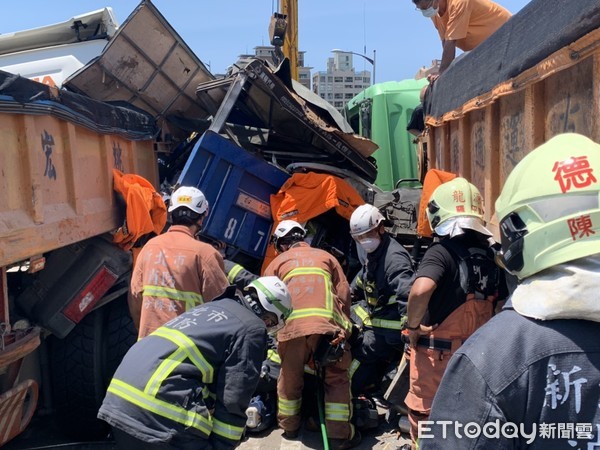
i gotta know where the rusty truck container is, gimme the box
[0,110,157,268]
[420,0,600,236]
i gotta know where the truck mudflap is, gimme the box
[15,237,132,339]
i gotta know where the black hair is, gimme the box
[171,207,202,226]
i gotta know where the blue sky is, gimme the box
[1,0,531,82]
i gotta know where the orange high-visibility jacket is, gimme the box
[264,242,352,342]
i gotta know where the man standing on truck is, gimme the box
[264,220,361,449]
[412,0,511,75]
[99,276,292,450]
[403,177,503,449]
[129,186,229,339]
[421,134,600,449]
[348,204,415,398]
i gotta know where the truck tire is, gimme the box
[49,294,136,440]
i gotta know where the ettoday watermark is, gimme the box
[418,420,596,444]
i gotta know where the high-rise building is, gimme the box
[233,46,312,90]
[312,52,371,112]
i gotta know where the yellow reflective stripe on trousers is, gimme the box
[151,328,214,383]
[227,264,244,284]
[143,285,203,310]
[212,417,244,441]
[278,397,301,416]
[108,378,212,435]
[145,348,187,396]
[348,359,361,379]
[325,402,350,421]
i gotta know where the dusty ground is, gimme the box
[239,415,412,450]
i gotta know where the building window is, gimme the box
[363,77,370,83]
[320,76,326,82]
[345,93,354,99]
[334,77,343,82]
[345,77,353,82]
[334,101,343,107]
[327,76,333,82]
[344,84,353,89]
[299,73,308,79]
[334,93,343,99]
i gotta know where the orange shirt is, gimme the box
[432,0,512,51]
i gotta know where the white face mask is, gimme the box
[421,6,438,17]
[358,237,380,253]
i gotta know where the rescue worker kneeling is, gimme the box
[264,220,361,450]
[98,277,292,450]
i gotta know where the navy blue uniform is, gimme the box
[350,234,415,394]
[98,287,267,449]
[422,306,600,449]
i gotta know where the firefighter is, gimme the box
[422,134,600,449]
[264,220,361,449]
[129,186,229,339]
[348,204,416,397]
[403,177,503,448]
[98,276,292,450]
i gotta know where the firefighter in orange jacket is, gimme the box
[264,220,361,449]
[129,186,229,339]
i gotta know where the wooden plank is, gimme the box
[469,109,486,194]
[484,103,500,229]
[544,56,593,138]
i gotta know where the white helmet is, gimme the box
[350,204,385,237]
[246,276,292,333]
[271,220,306,251]
[168,186,208,215]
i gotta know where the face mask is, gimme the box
[358,237,380,253]
[421,6,438,17]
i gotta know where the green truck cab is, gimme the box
[345,78,428,191]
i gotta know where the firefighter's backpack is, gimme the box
[442,240,500,301]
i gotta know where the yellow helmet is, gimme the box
[496,133,600,280]
[427,177,485,235]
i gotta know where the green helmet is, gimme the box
[495,133,600,280]
[427,177,485,234]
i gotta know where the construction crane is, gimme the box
[269,0,298,80]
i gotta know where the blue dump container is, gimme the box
[177,130,290,259]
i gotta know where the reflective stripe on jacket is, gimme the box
[350,234,415,336]
[223,259,258,291]
[130,225,229,339]
[264,242,352,342]
[98,291,267,448]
